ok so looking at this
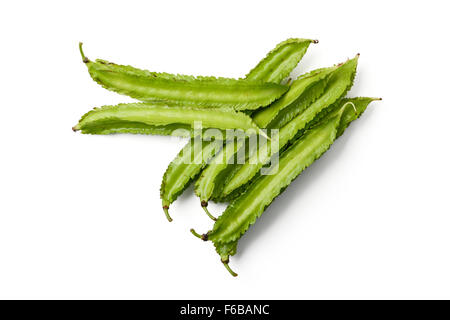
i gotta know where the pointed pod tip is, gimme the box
[312,39,319,44]
[72,126,79,132]
[163,206,173,222]
[346,53,360,63]
[202,206,217,221]
[222,262,238,277]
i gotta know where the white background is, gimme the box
[1,0,449,299]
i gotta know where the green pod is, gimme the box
[211,119,342,243]
[79,43,288,110]
[198,97,380,275]
[245,38,318,83]
[220,55,359,199]
[160,38,314,221]
[252,66,337,129]
[194,136,248,219]
[161,139,223,221]
[73,123,192,137]
[193,63,344,207]
[73,102,264,134]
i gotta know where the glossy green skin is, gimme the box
[212,120,340,243]
[245,38,317,83]
[209,97,378,261]
[194,64,342,206]
[252,66,337,128]
[220,56,359,199]
[73,102,262,134]
[161,139,223,208]
[160,38,313,213]
[194,136,247,203]
[73,121,193,137]
[81,45,288,111]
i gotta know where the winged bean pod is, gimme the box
[196,97,380,276]
[161,139,223,221]
[245,38,318,83]
[194,136,248,219]
[219,55,359,199]
[79,43,288,110]
[194,64,343,208]
[252,66,337,128]
[73,102,264,134]
[160,38,314,221]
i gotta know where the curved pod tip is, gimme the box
[190,229,208,241]
[202,207,217,221]
[201,201,217,221]
[79,42,89,63]
[222,262,238,277]
[163,206,173,222]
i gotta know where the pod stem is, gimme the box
[79,42,89,63]
[190,228,202,238]
[190,229,208,241]
[222,261,238,277]
[202,206,217,221]
[163,206,173,222]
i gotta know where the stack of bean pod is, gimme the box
[74,39,380,276]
